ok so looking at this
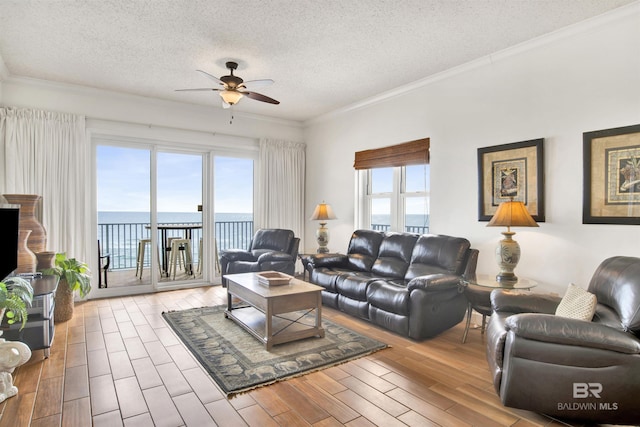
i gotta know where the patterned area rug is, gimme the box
[162,305,387,397]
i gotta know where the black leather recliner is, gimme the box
[486,256,640,424]
[219,229,300,286]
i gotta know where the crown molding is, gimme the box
[87,117,260,151]
[306,1,640,126]
[2,74,303,129]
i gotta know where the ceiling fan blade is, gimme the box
[196,69,225,86]
[175,88,220,92]
[238,79,274,90]
[243,91,280,105]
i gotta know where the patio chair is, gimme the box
[98,240,110,288]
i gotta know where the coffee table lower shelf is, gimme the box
[225,306,324,350]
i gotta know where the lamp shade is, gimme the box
[487,200,538,229]
[310,202,337,221]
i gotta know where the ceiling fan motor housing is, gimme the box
[222,61,243,89]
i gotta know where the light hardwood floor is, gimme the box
[0,285,603,426]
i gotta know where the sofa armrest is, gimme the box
[491,290,560,314]
[219,249,256,263]
[307,253,348,269]
[257,251,294,263]
[407,274,463,292]
[506,313,640,354]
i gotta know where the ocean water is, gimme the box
[98,211,253,224]
[98,212,426,228]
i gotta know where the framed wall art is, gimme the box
[583,124,640,224]
[478,138,545,222]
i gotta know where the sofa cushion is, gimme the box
[310,268,353,292]
[405,234,471,280]
[336,275,374,301]
[371,232,419,279]
[366,280,410,316]
[345,230,384,271]
[226,260,259,274]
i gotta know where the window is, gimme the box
[403,164,430,233]
[355,139,429,233]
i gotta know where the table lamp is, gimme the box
[310,202,337,253]
[487,198,538,283]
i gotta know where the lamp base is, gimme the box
[316,222,330,254]
[496,272,518,284]
[495,231,521,284]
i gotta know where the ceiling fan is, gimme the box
[176,61,280,109]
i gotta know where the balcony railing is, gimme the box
[371,224,429,234]
[98,221,253,270]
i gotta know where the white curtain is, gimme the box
[0,107,88,262]
[257,138,306,249]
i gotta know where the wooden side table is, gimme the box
[460,274,536,343]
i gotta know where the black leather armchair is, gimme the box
[486,256,640,424]
[219,229,300,286]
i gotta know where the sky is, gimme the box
[97,146,254,213]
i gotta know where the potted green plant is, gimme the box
[0,277,34,329]
[42,253,91,322]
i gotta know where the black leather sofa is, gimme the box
[486,256,640,424]
[306,229,478,339]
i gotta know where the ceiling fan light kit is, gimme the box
[219,90,243,105]
[176,61,279,110]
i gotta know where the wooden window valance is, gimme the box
[353,138,430,170]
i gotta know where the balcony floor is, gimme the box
[101,267,205,289]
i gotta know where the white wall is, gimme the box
[304,7,640,293]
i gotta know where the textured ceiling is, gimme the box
[0,0,635,122]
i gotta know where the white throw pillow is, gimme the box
[555,283,597,321]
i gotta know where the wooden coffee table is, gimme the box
[224,272,325,350]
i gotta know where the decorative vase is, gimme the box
[35,251,56,272]
[2,194,47,254]
[54,280,74,322]
[16,230,36,274]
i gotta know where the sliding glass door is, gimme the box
[94,138,256,296]
[96,145,152,289]
[156,151,203,287]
